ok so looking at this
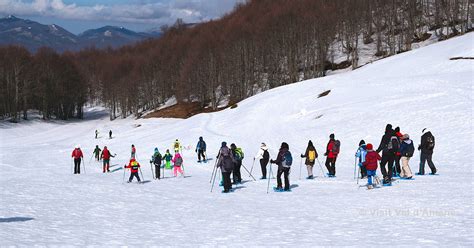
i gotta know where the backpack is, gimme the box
[308,150,316,162]
[332,140,341,154]
[282,151,293,167]
[153,153,162,164]
[387,136,399,152]
[263,149,270,161]
[235,148,244,160]
[175,157,183,166]
[220,147,231,157]
[406,142,415,157]
[174,142,180,149]
[426,135,435,150]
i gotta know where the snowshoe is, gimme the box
[306,175,314,180]
[273,187,284,192]
[416,172,425,176]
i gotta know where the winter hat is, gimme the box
[394,126,400,133]
[422,128,430,134]
[308,140,313,147]
[261,143,267,149]
[330,133,335,139]
[359,140,365,146]
[132,144,135,147]
[154,147,159,152]
[385,124,393,132]
[221,141,227,147]
[281,142,289,149]
[402,134,410,139]
[230,143,236,149]
[199,136,203,141]
[104,146,107,149]
[366,143,373,150]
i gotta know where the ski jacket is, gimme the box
[254,146,269,163]
[125,160,140,173]
[101,149,112,160]
[152,152,162,165]
[93,147,101,155]
[419,131,435,154]
[376,129,397,156]
[272,147,289,169]
[302,146,317,165]
[400,139,415,157]
[131,147,136,154]
[172,153,183,167]
[163,153,173,162]
[71,149,83,159]
[326,139,337,158]
[217,146,235,173]
[196,140,206,151]
[355,145,367,165]
[363,150,381,171]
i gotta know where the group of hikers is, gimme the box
[71,125,437,191]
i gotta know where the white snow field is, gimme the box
[1,33,473,246]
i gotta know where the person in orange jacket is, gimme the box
[124,158,141,183]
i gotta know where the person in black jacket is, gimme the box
[376,124,398,184]
[270,142,291,191]
[418,128,437,175]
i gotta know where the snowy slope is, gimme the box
[0,33,473,246]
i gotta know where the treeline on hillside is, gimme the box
[0,0,472,121]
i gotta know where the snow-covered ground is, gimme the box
[0,33,473,246]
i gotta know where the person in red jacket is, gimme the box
[124,158,141,183]
[324,133,339,177]
[363,143,382,189]
[100,146,115,173]
[71,145,84,174]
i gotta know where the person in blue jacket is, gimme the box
[196,136,207,162]
[355,140,367,179]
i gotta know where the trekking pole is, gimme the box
[357,166,361,185]
[139,167,145,181]
[316,158,327,177]
[354,157,357,180]
[150,161,155,180]
[122,165,126,183]
[241,163,256,181]
[299,157,302,180]
[267,162,273,194]
[161,163,165,179]
[249,159,255,177]
[82,159,86,174]
[210,159,218,183]
[210,166,220,192]
[88,153,93,165]
[71,158,74,174]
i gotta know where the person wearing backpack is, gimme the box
[301,140,318,179]
[100,146,115,173]
[393,127,403,177]
[173,139,181,154]
[363,143,382,189]
[93,145,101,161]
[216,142,235,193]
[172,153,185,177]
[151,148,162,180]
[355,140,368,179]
[417,128,437,175]
[230,143,244,184]
[71,145,84,174]
[270,142,292,191]
[124,158,141,183]
[195,136,207,162]
[324,134,340,177]
[399,134,414,179]
[254,143,270,179]
[376,124,398,185]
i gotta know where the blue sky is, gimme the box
[0,0,245,34]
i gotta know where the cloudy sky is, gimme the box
[0,0,245,34]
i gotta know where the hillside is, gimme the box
[0,33,472,246]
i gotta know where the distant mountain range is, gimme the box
[0,16,162,52]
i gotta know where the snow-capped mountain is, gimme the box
[0,16,161,52]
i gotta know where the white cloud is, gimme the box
[0,0,245,26]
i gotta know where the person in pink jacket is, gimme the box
[172,153,185,177]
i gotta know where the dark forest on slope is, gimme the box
[0,0,472,121]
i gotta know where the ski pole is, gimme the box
[249,159,255,177]
[139,167,145,182]
[354,157,357,180]
[241,163,256,181]
[71,158,74,174]
[122,165,126,183]
[357,166,360,185]
[299,157,302,180]
[267,162,273,194]
[82,158,86,174]
[210,166,220,192]
[88,153,93,165]
[316,158,327,177]
[150,161,155,180]
[210,159,218,183]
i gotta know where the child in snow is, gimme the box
[355,140,367,179]
[93,145,101,161]
[124,158,141,183]
[151,148,162,179]
[301,140,318,179]
[363,143,381,189]
[172,153,184,177]
[163,149,173,169]
[173,139,181,154]
[399,134,414,179]
[131,144,136,159]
